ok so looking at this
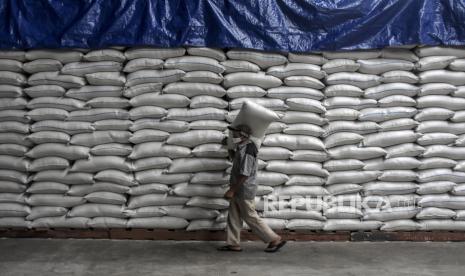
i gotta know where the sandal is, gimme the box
[217,245,242,252]
[264,240,287,253]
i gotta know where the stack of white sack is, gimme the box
[126,47,231,231]
[23,49,94,228]
[0,50,31,228]
[24,49,131,228]
[3,46,465,232]
[62,48,132,229]
[321,49,387,231]
[256,50,330,231]
[413,46,465,231]
[349,47,421,232]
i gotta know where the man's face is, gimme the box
[232,130,241,139]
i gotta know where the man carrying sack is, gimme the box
[217,124,287,253]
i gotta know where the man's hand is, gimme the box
[226,175,248,200]
[224,189,235,200]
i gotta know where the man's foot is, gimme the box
[264,238,287,253]
[217,245,242,252]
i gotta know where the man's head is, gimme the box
[228,124,252,143]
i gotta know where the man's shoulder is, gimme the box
[244,141,258,157]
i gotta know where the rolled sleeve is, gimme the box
[239,153,256,177]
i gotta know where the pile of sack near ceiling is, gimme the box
[2,45,465,231]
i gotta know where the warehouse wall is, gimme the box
[2,46,465,231]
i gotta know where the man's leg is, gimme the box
[226,197,243,247]
[238,198,280,244]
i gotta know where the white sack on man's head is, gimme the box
[228,100,281,148]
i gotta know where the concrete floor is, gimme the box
[0,239,464,276]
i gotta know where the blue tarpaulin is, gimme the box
[1,0,465,52]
